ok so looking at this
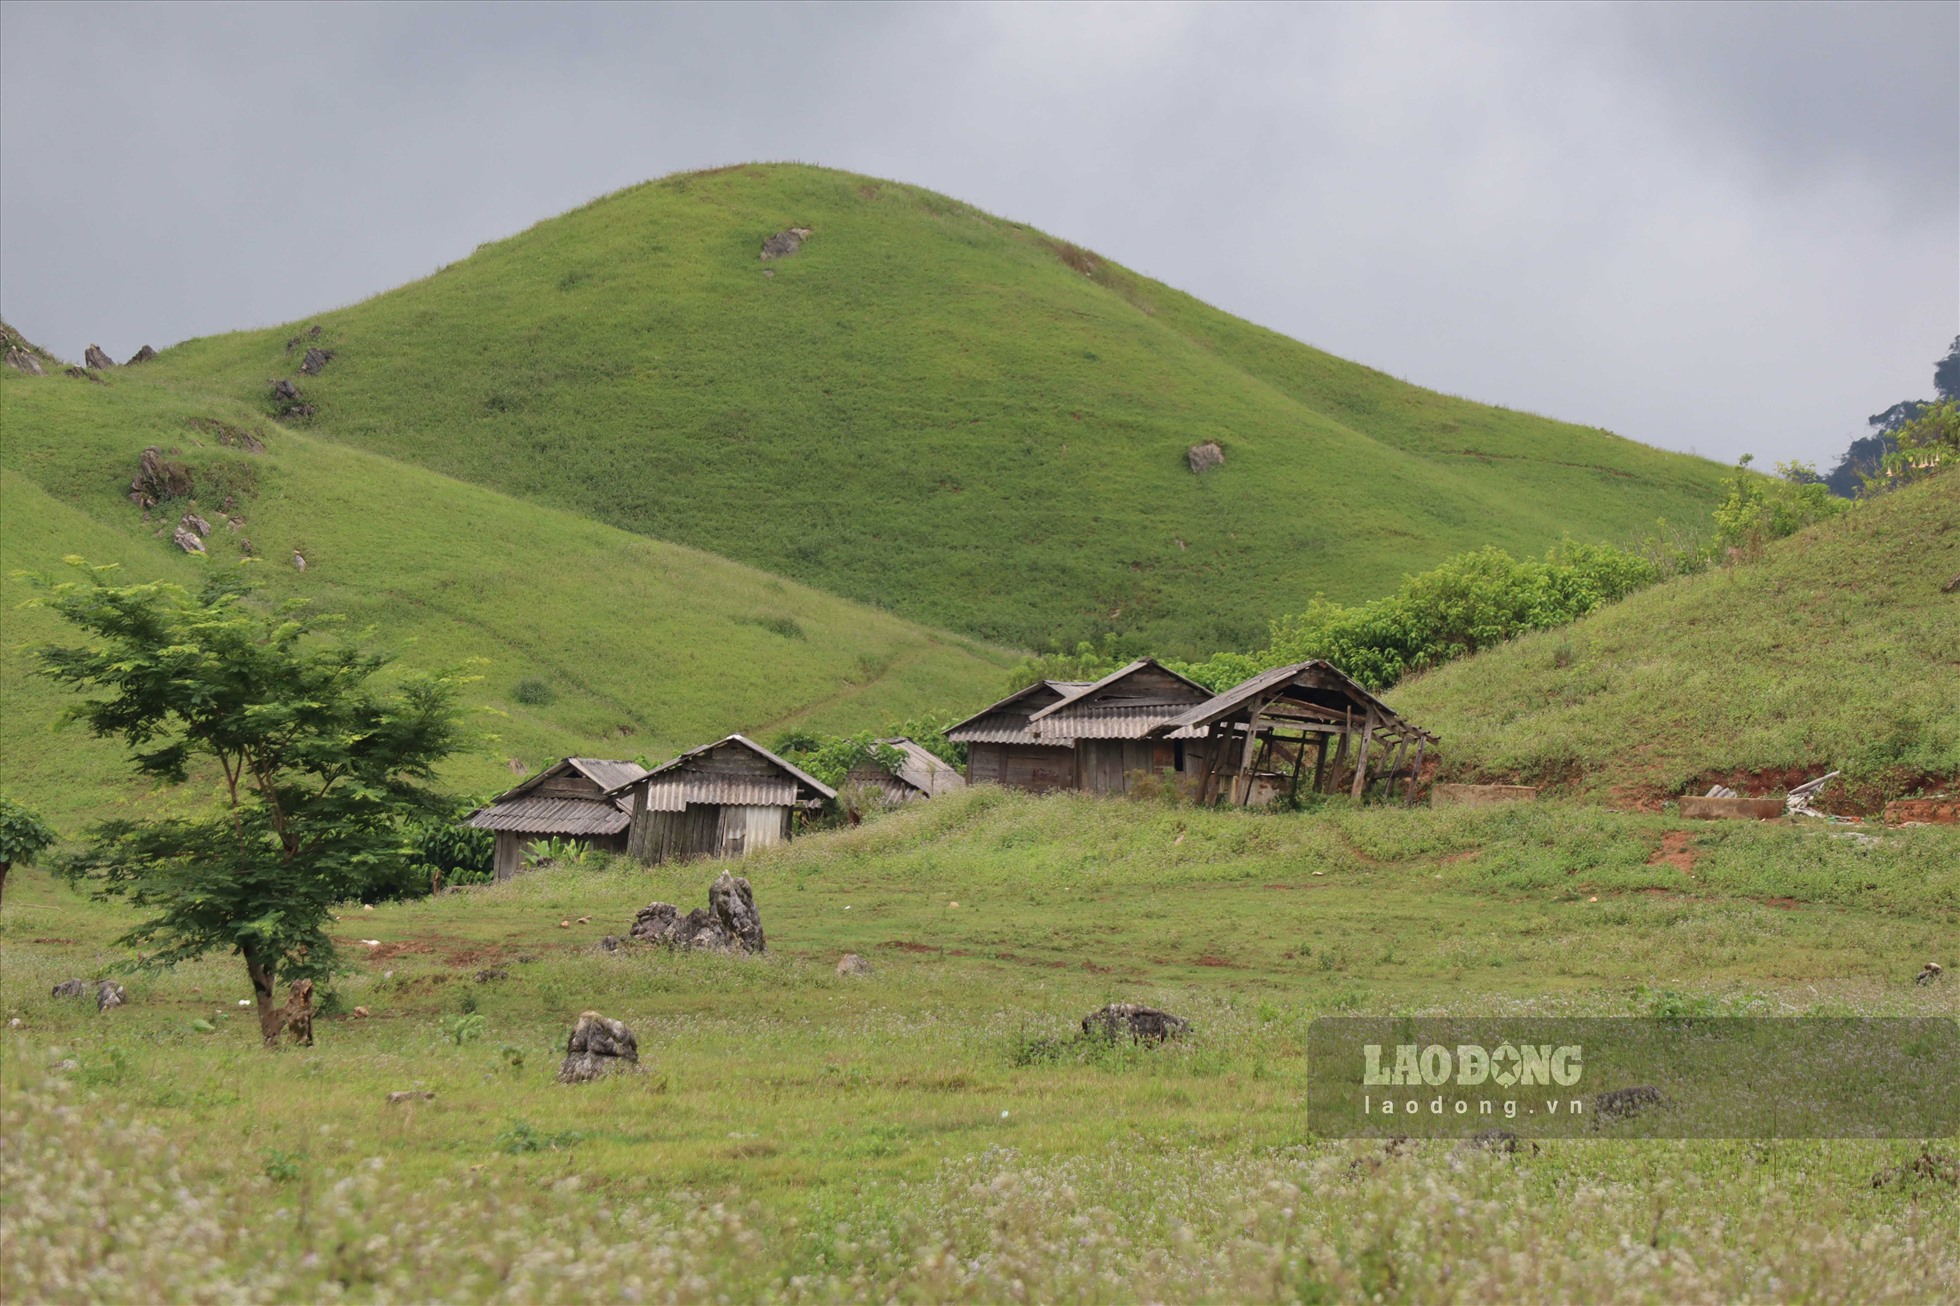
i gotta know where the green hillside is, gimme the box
[151,163,1729,654]
[0,354,1012,829]
[1391,475,1960,806]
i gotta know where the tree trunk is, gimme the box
[246,951,283,1045]
[0,860,10,910]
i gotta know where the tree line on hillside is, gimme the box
[1824,336,1959,496]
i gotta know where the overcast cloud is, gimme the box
[3,0,1954,468]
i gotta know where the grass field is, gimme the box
[0,358,1012,829]
[146,163,1732,654]
[1390,474,1960,806]
[4,789,1956,1300]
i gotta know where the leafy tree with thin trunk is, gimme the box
[0,797,57,909]
[29,562,472,1043]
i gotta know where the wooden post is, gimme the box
[1286,732,1311,804]
[1349,716,1375,801]
[1311,732,1330,795]
[1233,699,1267,805]
[1328,712,1352,794]
[1379,736,1408,803]
[1404,738,1427,806]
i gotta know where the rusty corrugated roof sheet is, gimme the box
[485,756,647,806]
[467,795,631,836]
[1024,660,1211,724]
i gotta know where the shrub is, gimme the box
[1711,455,1846,557]
[511,678,556,706]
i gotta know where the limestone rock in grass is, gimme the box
[708,871,765,953]
[129,446,195,508]
[3,346,45,375]
[300,346,335,375]
[96,982,126,1011]
[474,966,509,983]
[836,953,872,977]
[387,1090,436,1104]
[1081,1003,1187,1043]
[269,377,314,418]
[1590,1085,1664,1125]
[292,551,307,571]
[1917,962,1944,986]
[629,901,681,946]
[1459,1128,1518,1155]
[65,366,107,384]
[557,1010,643,1084]
[1186,440,1224,474]
[127,345,157,364]
[172,526,206,554]
[179,511,212,538]
[84,344,114,369]
[51,979,90,998]
[759,226,813,260]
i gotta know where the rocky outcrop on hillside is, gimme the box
[759,227,812,260]
[629,871,766,953]
[557,1010,644,1083]
[84,344,114,370]
[129,446,195,508]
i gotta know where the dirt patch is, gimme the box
[1193,954,1235,968]
[1638,887,1677,898]
[1762,897,1802,911]
[883,940,939,954]
[1646,831,1698,874]
[1049,240,1098,277]
[1441,849,1482,864]
[29,937,77,945]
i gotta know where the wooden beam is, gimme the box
[1349,714,1376,801]
[1311,732,1330,794]
[1404,738,1426,806]
[1327,711,1352,794]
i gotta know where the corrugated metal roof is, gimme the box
[609,734,837,804]
[877,738,967,796]
[944,681,1091,739]
[1153,660,1433,740]
[946,711,1079,747]
[467,795,631,836]
[1027,705,1207,740]
[1024,660,1211,724]
[486,756,646,806]
[566,757,649,792]
[638,774,802,812]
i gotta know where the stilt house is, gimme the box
[467,757,650,880]
[610,734,835,864]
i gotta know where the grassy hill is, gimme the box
[1391,474,1960,806]
[150,163,1730,655]
[0,351,1013,829]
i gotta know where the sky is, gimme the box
[2,0,1954,470]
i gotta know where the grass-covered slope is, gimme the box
[0,359,1012,829]
[1391,475,1960,804]
[152,164,1729,654]
[4,789,1957,1298]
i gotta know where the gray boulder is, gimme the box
[129,445,194,508]
[127,345,158,364]
[299,347,335,375]
[96,982,126,1011]
[708,871,765,952]
[1186,441,1224,474]
[3,346,44,375]
[1081,1003,1188,1043]
[557,1010,644,1083]
[836,953,872,977]
[84,344,114,369]
[759,227,813,260]
[172,526,206,554]
[51,979,90,998]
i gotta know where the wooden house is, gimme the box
[611,734,836,864]
[947,660,1215,796]
[944,679,1088,792]
[467,757,650,881]
[844,737,967,803]
[1150,660,1436,806]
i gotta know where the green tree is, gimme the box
[29,563,472,1043]
[1870,399,1960,489]
[0,797,57,910]
[1711,455,1846,557]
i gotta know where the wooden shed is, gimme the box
[1149,660,1436,806]
[947,661,1216,796]
[467,757,650,881]
[944,679,1088,792]
[844,737,967,803]
[611,734,836,864]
